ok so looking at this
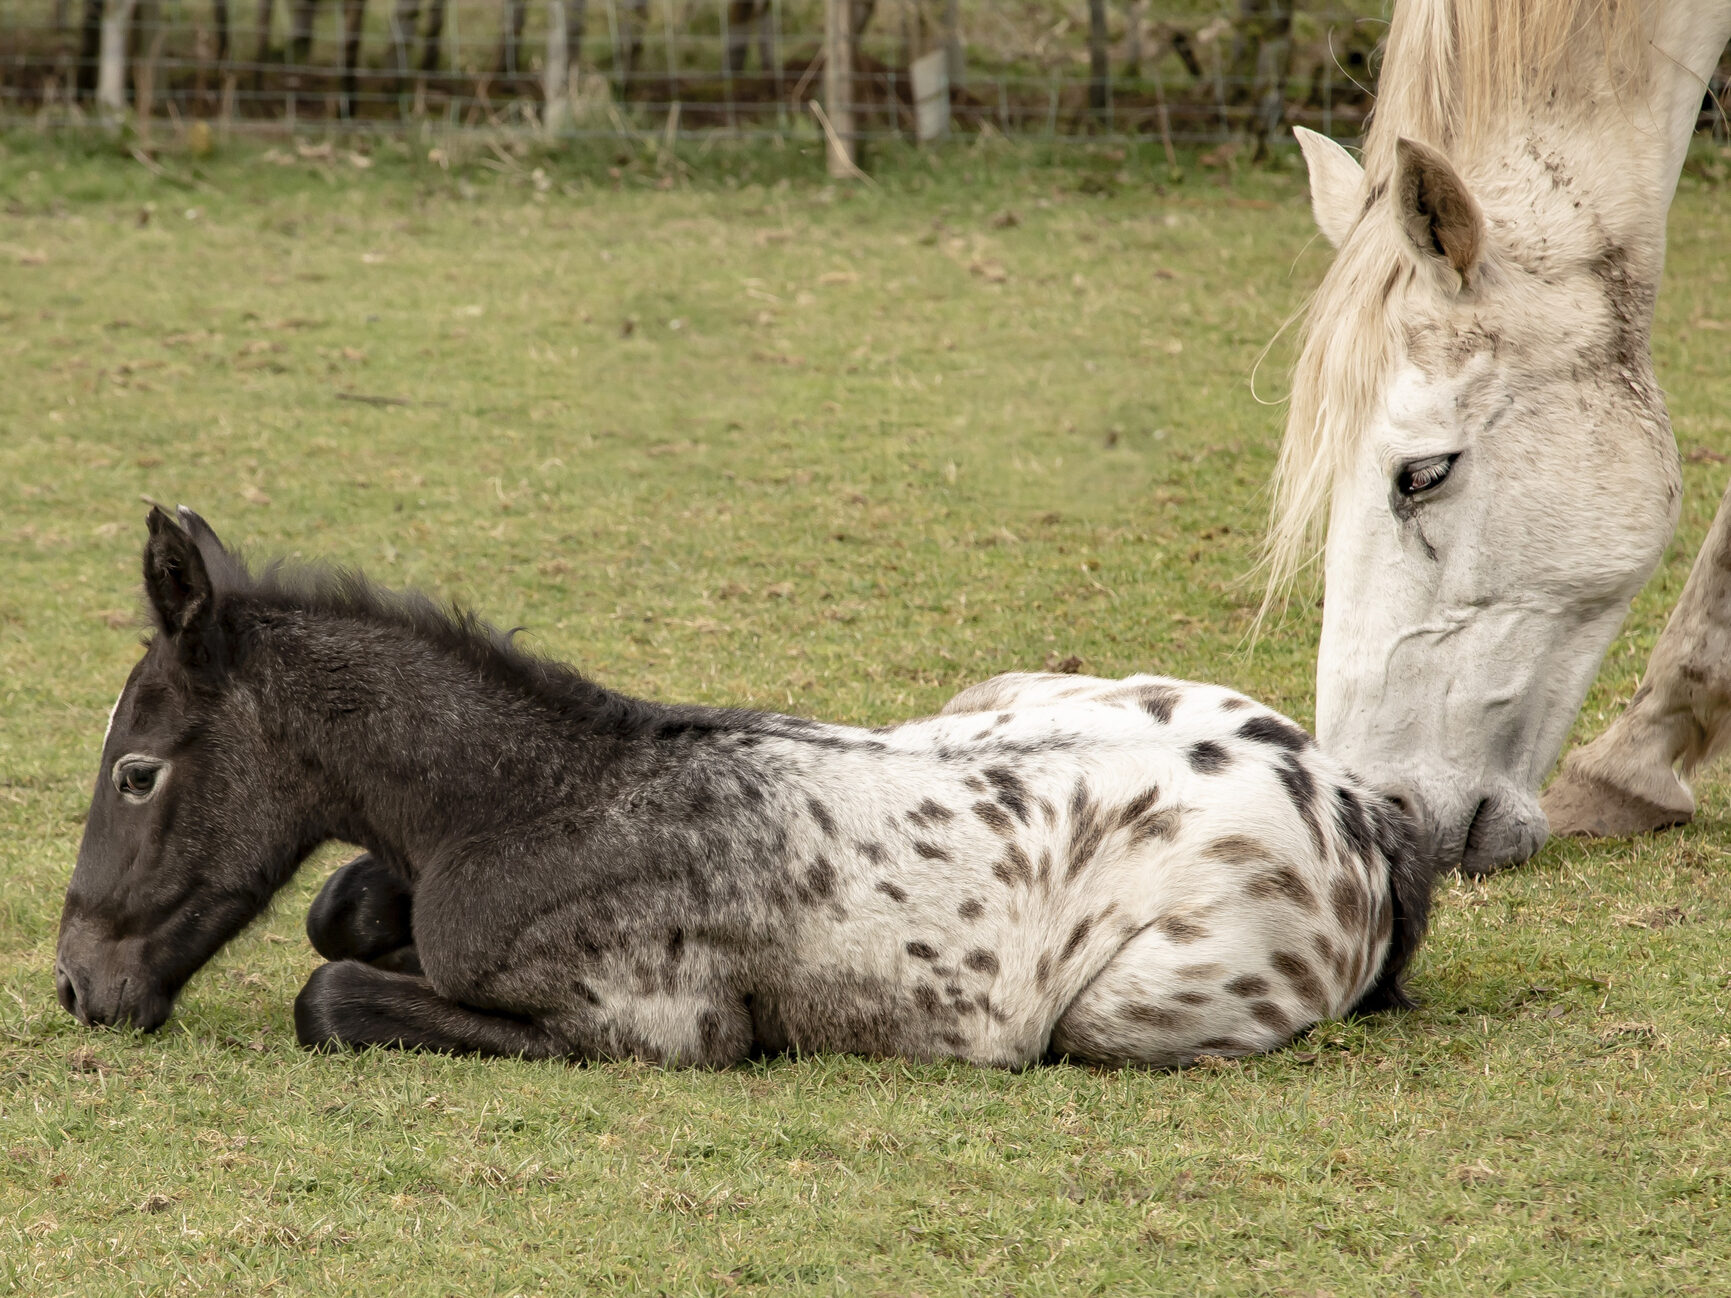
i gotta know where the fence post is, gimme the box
[543,0,569,136]
[96,0,139,117]
[1086,0,1109,126]
[823,0,855,177]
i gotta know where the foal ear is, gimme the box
[143,507,217,646]
[1293,126,1364,249]
[1394,137,1484,284]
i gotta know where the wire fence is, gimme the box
[1,1,1726,150]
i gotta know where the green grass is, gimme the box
[2,132,1730,1296]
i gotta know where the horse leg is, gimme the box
[1542,479,1731,838]
[295,961,561,1057]
[306,853,420,974]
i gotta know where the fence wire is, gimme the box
[0,2,1726,147]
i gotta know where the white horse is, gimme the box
[1271,0,1731,872]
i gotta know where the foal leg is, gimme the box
[295,961,561,1057]
[306,853,421,974]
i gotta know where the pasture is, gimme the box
[2,132,1729,1294]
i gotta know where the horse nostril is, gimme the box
[55,964,82,1021]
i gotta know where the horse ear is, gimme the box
[1293,126,1364,248]
[1394,137,1484,284]
[143,507,216,647]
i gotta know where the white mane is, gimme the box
[1263,0,1660,606]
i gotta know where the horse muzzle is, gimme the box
[1366,767,1549,876]
[53,945,173,1033]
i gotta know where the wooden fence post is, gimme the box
[96,0,139,117]
[823,0,855,177]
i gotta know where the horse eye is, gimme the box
[1396,453,1460,497]
[113,758,165,802]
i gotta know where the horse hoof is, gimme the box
[1540,769,1693,839]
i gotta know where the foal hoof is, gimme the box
[306,853,414,963]
[294,960,356,1052]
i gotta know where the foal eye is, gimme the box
[1396,453,1460,497]
[113,757,166,803]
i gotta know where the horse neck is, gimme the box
[257,610,617,872]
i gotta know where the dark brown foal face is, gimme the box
[56,509,315,1032]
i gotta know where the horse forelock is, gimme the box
[1261,0,1665,613]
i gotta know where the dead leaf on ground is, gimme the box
[68,1048,111,1075]
[1044,652,1084,673]
[138,1193,173,1214]
[1618,906,1688,929]
[1455,1160,1500,1185]
[1599,1022,1657,1043]
[969,258,1009,284]
[96,610,132,630]
[990,209,1021,228]
[817,270,860,286]
[239,485,272,506]
[1686,446,1728,464]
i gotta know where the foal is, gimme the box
[57,509,1431,1068]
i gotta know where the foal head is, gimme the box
[56,509,319,1031]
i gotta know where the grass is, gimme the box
[2,130,1730,1295]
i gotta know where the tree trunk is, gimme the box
[1087,0,1109,124]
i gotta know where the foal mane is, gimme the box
[193,531,641,728]
[1261,0,1657,609]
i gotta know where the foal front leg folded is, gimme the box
[294,961,562,1058]
[305,852,421,974]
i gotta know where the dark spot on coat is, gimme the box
[973,800,1015,836]
[1174,990,1212,1007]
[1332,786,1375,860]
[992,843,1033,887]
[1245,867,1317,912]
[1184,734,1231,774]
[1129,807,1182,847]
[964,949,999,975]
[1224,974,1270,998]
[1331,875,1368,931]
[1204,834,1272,865]
[1272,950,1328,1013]
[857,840,886,865]
[875,879,907,904]
[1312,931,1347,981]
[1237,715,1312,752]
[807,797,837,837]
[1195,1037,1248,1054]
[913,840,951,862]
[913,983,942,1016]
[1218,696,1250,711]
[1248,1000,1291,1033]
[940,1031,965,1050]
[1035,954,1052,989]
[906,941,939,961]
[1065,782,1106,880]
[957,897,984,920]
[1125,1004,1195,1032]
[666,928,685,964]
[1138,685,1181,723]
[1276,759,1327,855]
[1154,914,1208,944]
[908,798,954,828]
[1114,787,1160,829]
[1059,918,1092,962]
[804,857,836,901]
[982,766,1032,824]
